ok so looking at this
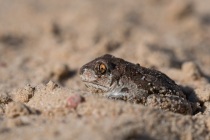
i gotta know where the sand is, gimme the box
[0,0,210,139]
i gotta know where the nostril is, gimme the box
[79,64,89,75]
[79,67,85,75]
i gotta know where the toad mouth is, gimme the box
[83,81,109,91]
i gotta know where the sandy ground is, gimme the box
[0,0,210,139]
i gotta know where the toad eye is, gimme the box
[99,63,107,74]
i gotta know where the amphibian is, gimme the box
[79,54,193,115]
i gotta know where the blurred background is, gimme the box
[1,1,210,139]
[0,0,210,92]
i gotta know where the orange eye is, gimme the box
[99,63,107,74]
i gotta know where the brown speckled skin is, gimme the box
[80,54,193,115]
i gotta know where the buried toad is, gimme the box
[80,54,195,115]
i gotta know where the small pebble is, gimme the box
[66,95,85,109]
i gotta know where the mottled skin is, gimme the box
[80,54,193,115]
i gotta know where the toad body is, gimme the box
[79,54,193,115]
